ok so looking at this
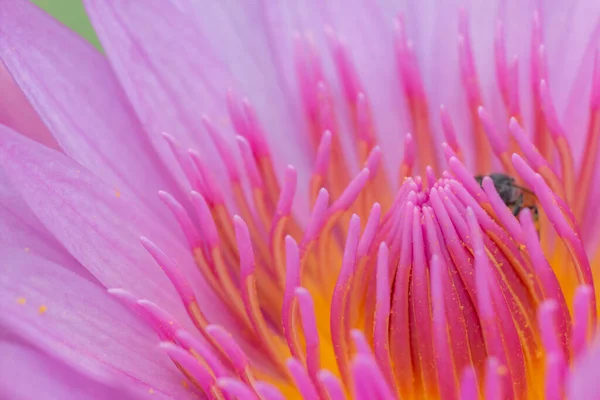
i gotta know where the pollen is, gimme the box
[38,305,47,315]
[16,297,26,305]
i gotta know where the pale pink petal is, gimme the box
[0,128,220,328]
[0,0,184,223]
[0,341,145,400]
[0,63,57,150]
[0,246,191,399]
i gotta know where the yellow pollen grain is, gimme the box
[16,297,26,305]
[181,380,189,389]
[115,190,121,198]
[24,247,30,252]
[38,305,48,315]
[498,365,509,376]
[148,388,155,395]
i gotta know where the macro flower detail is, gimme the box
[1,1,600,399]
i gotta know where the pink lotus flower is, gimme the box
[1,0,600,398]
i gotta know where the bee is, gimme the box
[474,173,539,224]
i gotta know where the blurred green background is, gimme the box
[31,0,102,50]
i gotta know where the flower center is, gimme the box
[111,7,600,400]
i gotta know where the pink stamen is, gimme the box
[137,299,182,341]
[494,20,509,106]
[325,27,362,103]
[217,378,259,400]
[426,165,437,189]
[201,116,240,182]
[236,135,264,189]
[189,149,225,204]
[349,354,395,400]
[356,93,374,145]
[481,177,524,243]
[331,214,361,385]
[283,235,302,360]
[140,237,197,308]
[539,80,563,140]
[254,381,286,400]
[448,157,487,202]
[410,206,437,396]
[241,99,270,158]
[364,146,382,177]
[394,15,426,98]
[373,243,395,388]
[538,300,563,356]
[227,91,250,139]
[484,357,502,400]
[273,165,297,221]
[357,203,382,258]
[317,82,336,132]
[205,325,250,377]
[508,56,520,116]
[159,342,222,397]
[519,208,570,344]
[457,9,480,106]
[161,132,202,190]
[459,367,478,400]
[544,353,566,400]
[572,285,594,358]
[190,191,220,248]
[302,189,330,247]
[440,106,461,155]
[467,208,511,395]
[508,118,547,170]
[478,106,507,155]
[158,191,202,248]
[328,169,370,214]
[295,287,320,381]
[176,330,228,378]
[318,370,348,400]
[287,358,319,400]
[592,51,600,110]
[314,131,333,178]
[430,254,458,399]
[389,201,414,393]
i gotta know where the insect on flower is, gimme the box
[475,173,540,223]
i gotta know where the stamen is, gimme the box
[459,367,478,400]
[287,358,319,400]
[508,118,564,199]
[573,51,600,220]
[217,378,259,400]
[160,342,224,399]
[458,9,490,173]
[440,106,462,159]
[484,357,502,400]
[158,191,202,248]
[430,254,459,399]
[373,243,395,388]
[478,106,513,173]
[295,288,320,381]
[539,80,575,202]
[325,27,361,103]
[176,330,228,378]
[398,133,415,182]
[331,214,361,386]
[572,285,594,358]
[254,381,286,400]
[201,116,240,182]
[162,132,204,192]
[318,370,347,400]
